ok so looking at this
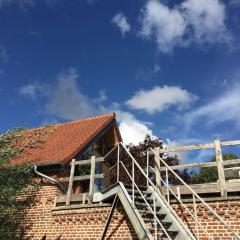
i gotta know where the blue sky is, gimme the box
[1,0,240,161]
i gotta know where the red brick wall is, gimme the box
[172,200,240,240]
[18,177,240,240]
[18,182,137,240]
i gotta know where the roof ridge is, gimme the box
[56,112,115,127]
[20,112,116,132]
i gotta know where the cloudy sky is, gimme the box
[1,0,240,159]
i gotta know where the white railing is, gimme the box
[147,147,240,240]
[104,143,195,240]
[104,142,240,239]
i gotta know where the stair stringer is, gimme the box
[148,186,196,240]
[101,182,154,240]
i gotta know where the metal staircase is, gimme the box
[99,143,240,240]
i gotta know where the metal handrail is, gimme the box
[117,143,194,239]
[104,143,119,158]
[102,143,172,239]
[149,147,240,239]
[119,161,172,240]
[148,166,214,240]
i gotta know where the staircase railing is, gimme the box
[104,142,196,239]
[119,161,172,239]
[148,147,240,240]
[148,166,214,240]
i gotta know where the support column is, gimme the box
[214,140,227,197]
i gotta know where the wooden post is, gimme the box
[88,156,96,204]
[214,140,227,197]
[154,147,161,188]
[66,158,76,205]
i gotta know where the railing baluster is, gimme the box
[154,147,161,188]
[117,144,120,182]
[166,168,170,204]
[214,139,227,197]
[153,190,157,239]
[132,159,135,205]
[147,150,149,187]
[66,158,76,206]
[88,156,96,204]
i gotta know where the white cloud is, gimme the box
[19,82,47,99]
[126,85,198,114]
[185,84,240,128]
[112,12,131,37]
[45,68,97,119]
[181,0,229,44]
[140,0,187,53]
[139,0,231,53]
[44,68,154,145]
[117,111,155,145]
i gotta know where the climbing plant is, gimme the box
[0,128,35,239]
[0,126,55,240]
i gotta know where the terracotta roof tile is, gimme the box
[11,113,118,166]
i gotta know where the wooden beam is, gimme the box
[66,158,76,206]
[63,174,104,182]
[73,157,104,166]
[214,140,227,197]
[160,180,240,196]
[160,161,217,171]
[158,143,215,153]
[157,140,240,153]
[159,159,240,171]
[56,192,90,204]
[221,140,240,147]
[88,156,96,204]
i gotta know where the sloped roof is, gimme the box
[11,113,120,166]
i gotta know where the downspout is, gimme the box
[34,165,67,193]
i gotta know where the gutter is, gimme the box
[34,165,67,193]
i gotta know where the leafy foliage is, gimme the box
[191,153,238,184]
[105,135,191,187]
[0,128,35,240]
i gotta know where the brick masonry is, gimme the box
[172,200,240,240]
[18,182,137,240]
[18,178,240,240]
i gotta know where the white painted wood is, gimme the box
[88,156,96,204]
[63,174,104,182]
[214,140,227,197]
[73,157,104,166]
[66,158,76,205]
[154,147,161,188]
[157,140,240,153]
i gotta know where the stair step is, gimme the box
[138,210,166,218]
[135,202,161,211]
[143,218,172,225]
[134,196,153,202]
[125,185,148,191]
[127,189,151,197]
[149,227,179,236]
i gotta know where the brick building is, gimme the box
[9,113,240,240]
